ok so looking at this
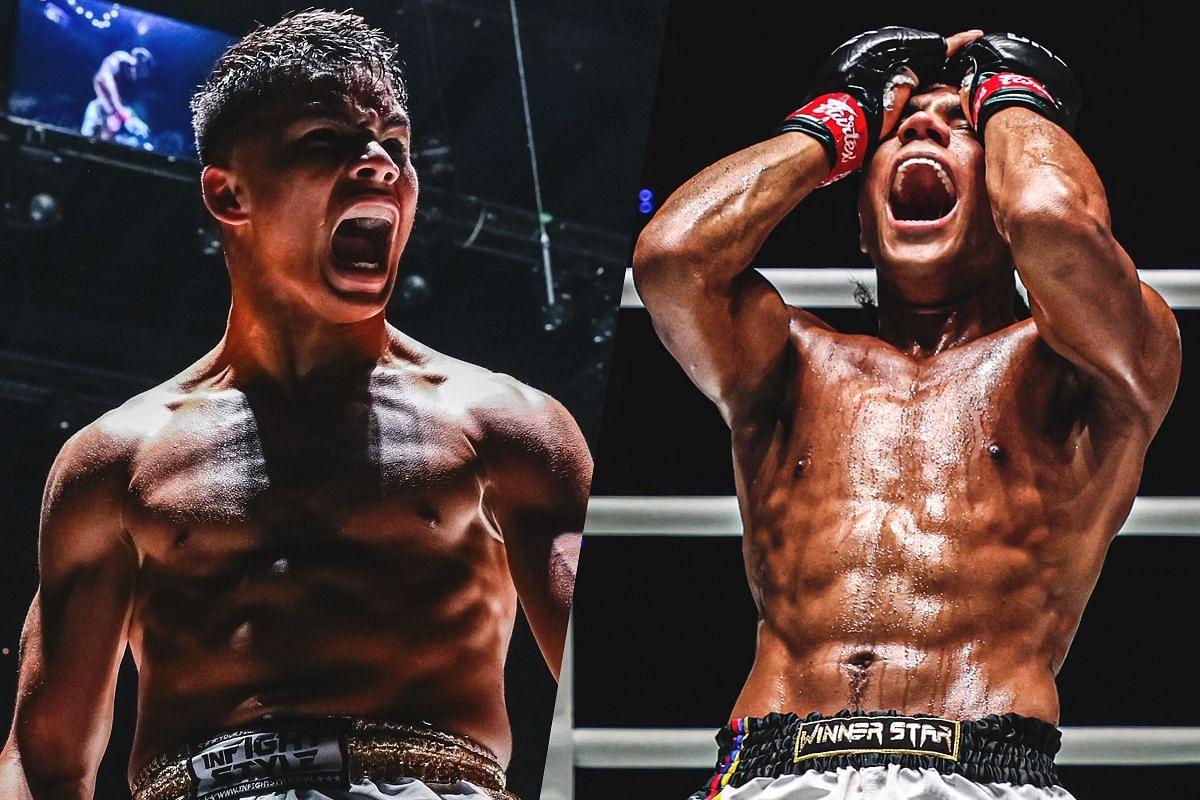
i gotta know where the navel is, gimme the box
[849,650,876,669]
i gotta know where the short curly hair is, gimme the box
[190,9,407,165]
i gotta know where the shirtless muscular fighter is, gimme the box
[1,11,589,800]
[634,27,1179,800]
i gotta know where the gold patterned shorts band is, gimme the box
[130,718,517,800]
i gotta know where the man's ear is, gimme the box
[201,165,249,225]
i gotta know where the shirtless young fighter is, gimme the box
[81,47,154,144]
[633,27,1179,799]
[0,11,589,800]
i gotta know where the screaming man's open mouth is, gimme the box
[888,156,958,223]
[331,216,391,270]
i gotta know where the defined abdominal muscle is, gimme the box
[739,616,1061,722]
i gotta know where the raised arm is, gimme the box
[633,27,960,426]
[959,33,1181,423]
[481,384,591,680]
[2,423,137,800]
[632,130,821,425]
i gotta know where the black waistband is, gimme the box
[693,710,1063,798]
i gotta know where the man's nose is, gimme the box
[896,110,950,147]
[350,140,399,185]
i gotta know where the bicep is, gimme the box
[1027,254,1180,423]
[14,439,137,791]
[487,396,590,679]
[635,259,793,424]
[500,468,586,613]
[987,110,1179,418]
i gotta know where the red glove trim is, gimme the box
[785,93,869,185]
[970,72,1056,127]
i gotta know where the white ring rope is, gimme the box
[620,268,1200,309]
[572,726,1200,768]
[583,496,1200,537]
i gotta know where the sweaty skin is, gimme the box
[633,36,1179,725]
[0,78,589,800]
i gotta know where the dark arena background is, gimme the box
[0,1,666,798]
[571,3,1200,800]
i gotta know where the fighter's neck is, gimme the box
[875,276,1018,359]
[213,301,393,392]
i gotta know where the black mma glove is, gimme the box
[949,32,1081,134]
[778,26,947,185]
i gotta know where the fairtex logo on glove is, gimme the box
[971,72,1056,126]
[810,97,863,166]
[787,92,868,185]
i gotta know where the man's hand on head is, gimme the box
[876,30,982,136]
[949,32,1082,135]
[779,27,982,185]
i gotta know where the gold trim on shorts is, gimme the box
[130,718,517,800]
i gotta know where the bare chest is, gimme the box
[125,388,486,562]
[781,329,1072,488]
[738,328,1091,623]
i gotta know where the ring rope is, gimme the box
[620,268,1200,309]
[583,496,1200,537]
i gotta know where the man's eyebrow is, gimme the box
[382,111,410,130]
